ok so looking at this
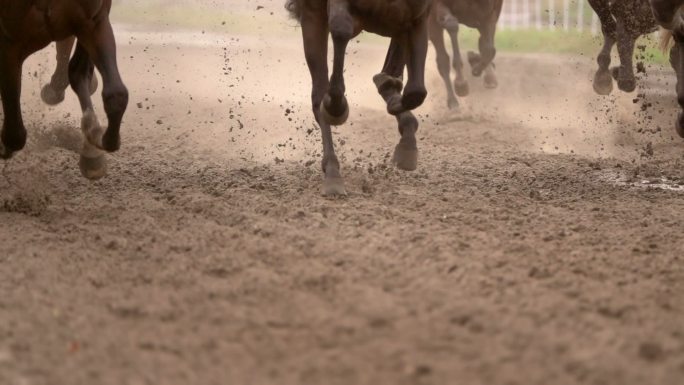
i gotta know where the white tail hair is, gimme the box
[660,27,674,53]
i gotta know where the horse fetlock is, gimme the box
[617,72,637,93]
[373,73,403,94]
[81,109,104,148]
[398,113,419,136]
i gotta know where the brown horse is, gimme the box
[589,0,657,95]
[0,0,128,179]
[41,37,98,106]
[652,0,684,137]
[286,0,432,196]
[428,0,502,109]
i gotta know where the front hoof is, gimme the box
[0,142,14,160]
[676,112,684,138]
[593,70,613,95]
[484,74,498,89]
[41,84,65,106]
[393,143,418,171]
[454,80,470,97]
[322,177,347,196]
[401,88,427,111]
[617,77,637,93]
[320,94,349,126]
[79,154,107,180]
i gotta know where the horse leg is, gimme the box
[320,0,353,126]
[588,0,616,95]
[670,39,684,137]
[444,15,470,96]
[395,14,428,113]
[483,62,498,89]
[302,8,345,195]
[470,22,496,77]
[76,20,128,155]
[429,15,459,109]
[615,20,637,92]
[68,43,107,179]
[0,48,27,159]
[373,39,419,171]
[40,37,97,106]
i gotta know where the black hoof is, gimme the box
[617,77,637,93]
[593,70,614,95]
[454,80,470,97]
[79,154,107,180]
[320,94,349,126]
[401,88,427,111]
[322,177,347,196]
[676,112,684,138]
[41,84,65,106]
[393,142,418,171]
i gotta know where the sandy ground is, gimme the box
[1,26,683,385]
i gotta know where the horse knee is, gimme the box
[329,2,354,40]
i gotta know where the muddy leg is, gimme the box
[588,0,616,95]
[615,21,637,92]
[374,39,419,171]
[320,0,353,126]
[0,48,27,159]
[301,9,345,195]
[444,17,469,97]
[670,40,684,138]
[429,16,459,109]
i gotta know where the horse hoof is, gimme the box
[676,113,684,138]
[41,84,65,106]
[484,75,498,89]
[617,77,637,93]
[320,94,349,126]
[0,142,13,160]
[79,154,107,180]
[401,88,427,111]
[322,177,347,196]
[593,71,613,95]
[454,80,470,97]
[393,143,418,171]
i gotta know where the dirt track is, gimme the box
[1,28,683,385]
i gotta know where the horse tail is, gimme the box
[660,27,674,53]
[285,0,304,21]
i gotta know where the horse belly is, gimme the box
[350,0,430,36]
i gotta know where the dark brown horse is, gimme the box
[428,0,502,109]
[651,0,684,137]
[589,0,657,95]
[0,0,128,179]
[41,37,98,106]
[286,0,432,196]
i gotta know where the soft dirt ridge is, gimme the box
[1,27,683,385]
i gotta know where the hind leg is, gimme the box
[321,0,354,126]
[69,43,107,179]
[0,48,27,159]
[444,17,469,97]
[302,7,346,195]
[374,40,419,171]
[470,23,496,77]
[399,13,429,112]
[76,19,129,154]
[588,0,616,95]
[429,14,459,109]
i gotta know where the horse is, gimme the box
[428,0,502,109]
[40,37,98,106]
[651,0,684,138]
[0,0,128,180]
[588,0,657,95]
